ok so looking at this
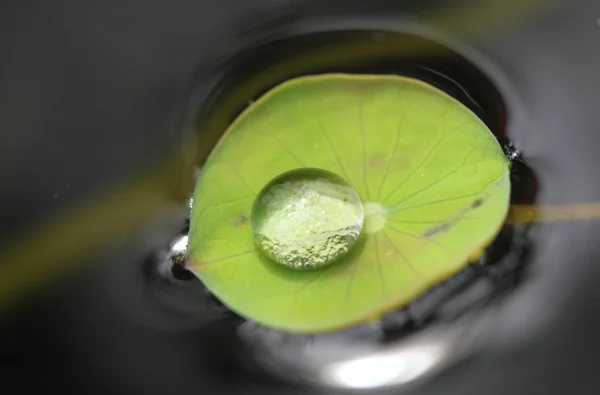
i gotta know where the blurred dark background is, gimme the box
[2,0,600,394]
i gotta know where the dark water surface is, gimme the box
[2,1,600,394]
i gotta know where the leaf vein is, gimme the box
[381,119,476,205]
[385,136,495,211]
[316,117,352,184]
[376,100,417,200]
[387,166,506,215]
[381,231,424,280]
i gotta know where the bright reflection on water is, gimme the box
[322,343,445,389]
[170,235,188,255]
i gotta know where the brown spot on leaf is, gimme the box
[234,215,248,227]
[393,154,412,171]
[186,257,209,271]
[423,222,451,238]
[369,155,387,171]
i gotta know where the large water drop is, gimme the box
[251,168,364,269]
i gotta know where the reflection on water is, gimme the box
[323,345,442,389]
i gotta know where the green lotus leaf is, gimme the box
[187,74,511,333]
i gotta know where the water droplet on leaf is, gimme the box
[251,168,364,269]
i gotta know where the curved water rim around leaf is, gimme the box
[187,74,511,334]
